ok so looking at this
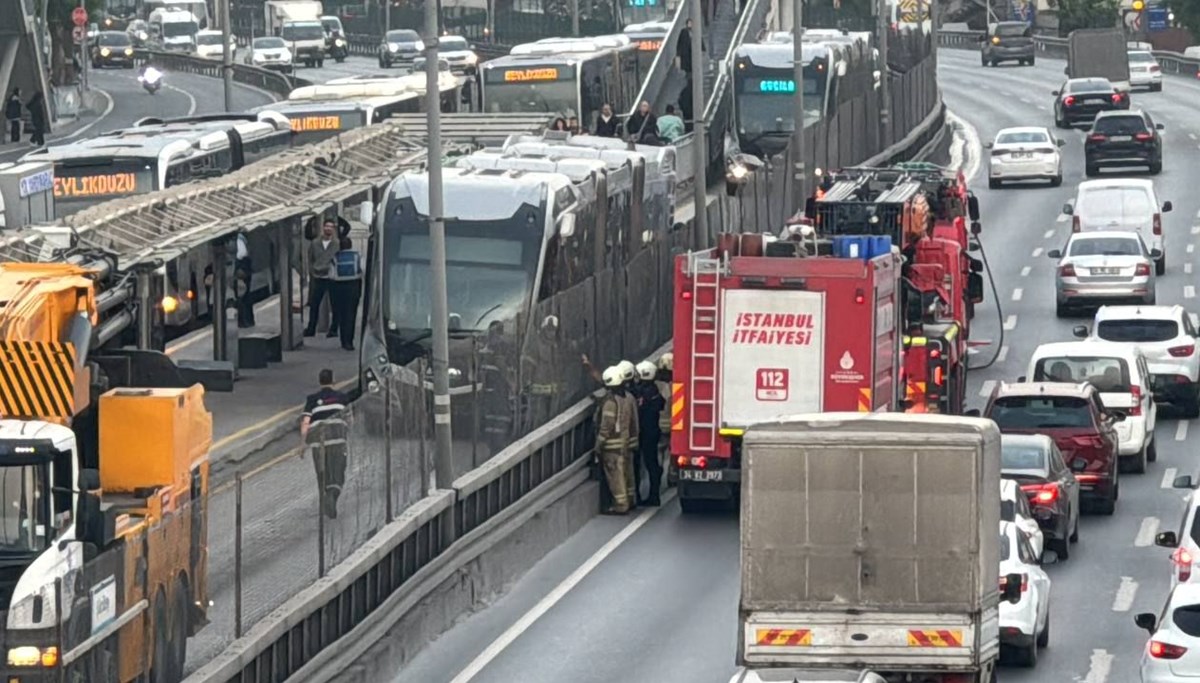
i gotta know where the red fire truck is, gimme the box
[670,231,904,512]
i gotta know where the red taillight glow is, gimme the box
[1112,93,1123,103]
[696,456,707,469]
[1150,641,1189,659]
[676,455,709,468]
[1174,547,1193,582]
[1135,263,1151,277]
[1064,95,1076,106]
[1130,385,1143,416]
[999,573,1030,593]
[1169,344,1195,358]
[1072,215,1081,232]
[1136,132,1153,141]
[1154,213,1163,235]
[1087,133,1107,143]
[1151,65,1161,72]
[1060,264,1076,277]
[1022,483,1060,505]
[676,455,688,468]
[855,288,865,304]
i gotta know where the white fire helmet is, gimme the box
[636,360,657,381]
[616,360,636,382]
[602,366,624,388]
[658,352,673,372]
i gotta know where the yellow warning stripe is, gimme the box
[0,341,77,419]
[857,387,872,413]
[755,628,812,646]
[671,382,684,431]
[906,630,963,647]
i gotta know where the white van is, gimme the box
[1065,178,1172,275]
[1026,340,1156,472]
[148,8,199,52]
[194,29,235,59]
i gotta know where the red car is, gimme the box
[983,382,1122,515]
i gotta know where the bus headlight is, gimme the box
[161,295,179,314]
[725,152,763,185]
[7,645,57,667]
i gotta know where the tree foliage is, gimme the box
[1050,0,1120,34]
[45,0,105,85]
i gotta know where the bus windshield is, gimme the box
[734,68,824,149]
[484,81,578,116]
[52,157,158,216]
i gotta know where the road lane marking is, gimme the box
[1037,105,1047,110]
[1056,214,1069,222]
[1179,421,1190,441]
[1012,288,1023,301]
[1084,649,1114,683]
[1164,467,1179,489]
[1192,225,1200,235]
[1032,247,1043,258]
[1191,132,1198,141]
[978,380,996,398]
[945,109,982,181]
[1134,519,1159,548]
[1190,244,1196,254]
[1003,315,1018,330]
[447,491,675,683]
[1044,229,1055,238]
[997,345,1009,362]
[163,82,197,116]
[1188,263,1194,275]
[1112,577,1139,612]
[1187,285,1196,299]
[1020,266,1031,277]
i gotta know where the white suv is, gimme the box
[1154,476,1200,590]
[999,520,1052,667]
[1064,178,1172,275]
[1076,305,1200,417]
[1026,340,1157,472]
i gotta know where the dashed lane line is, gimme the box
[1012,288,1023,301]
[1187,263,1194,275]
[997,345,1009,362]
[1112,577,1139,612]
[1186,285,1196,299]
[1191,225,1200,235]
[1043,228,1055,238]
[1003,315,1018,330]
[979,380,996,398]
[1032,247,1043,258]
[1020,266,1031,277]
[1190,244,1196,254]
[1134,519,1159,548]
[1056,214,1069,223]
[1178,421,1190,441]
[1084,649,1114,683]
[1164,467,1179,489]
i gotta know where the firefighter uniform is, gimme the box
[596,366,639,514]
[634,360,665,506]
[616,361,639,505]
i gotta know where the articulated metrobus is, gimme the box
[622,20,672,74]
[481,35,643,132]
[21,112,293,218]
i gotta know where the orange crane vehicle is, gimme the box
[807,163,985,415]
[0,262,210,683]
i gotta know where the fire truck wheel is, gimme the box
[170,579,190,681]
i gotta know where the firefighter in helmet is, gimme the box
[616,360,639,505]
[633,360,665,506]
[596,365,639,514]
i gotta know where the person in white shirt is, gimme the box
[304,219,340,337]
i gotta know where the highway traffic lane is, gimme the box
[294,54,385,83]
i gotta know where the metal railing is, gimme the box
[134,49,309,98]
[625,0,692,123]
[938,29,1200,77]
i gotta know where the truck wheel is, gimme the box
[317,58,325,68]
[151,593,174,683]
[1051,536,1069,561]
[1150,159,1163,175]
[170,580,189,681]
[1084,162,1099,177]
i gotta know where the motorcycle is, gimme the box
[139,67,163,95]
[326,32,348,63]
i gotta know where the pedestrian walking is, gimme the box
[625,101,657,143]
[595,103,620,137]
[234,232,255,328]
[303,218,340,338]
[301,369,350,518]
[328,236,362,351]
[657,104,685,142]
[677,20,694,75]
[25,92,45,147]
[633,360,665,506]
[595,366,639,515]
[5,88,21,144]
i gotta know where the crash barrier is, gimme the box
[133,49,308,99]
[181,78,946,683]
[938,30,1200,77]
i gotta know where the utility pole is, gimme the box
[424,0,455,536]
[689,0,708,244]
[78,0,88,90]
[385,0,391,32]
[220,0,233,111]
[877,0,891,148]
[790,1,805,208]
[571,0,580,36]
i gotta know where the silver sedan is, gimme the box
[1048,230,1159,317]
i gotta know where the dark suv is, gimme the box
[982,21,1035,67]
[1085,110,1165,176]
[379,29,422,68]
[984,381,1122,515]
[1053,78,1127,128]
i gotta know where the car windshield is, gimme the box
[996,131,1048,145]
[281,23,324,40]
[196,33,224,46]
[254,37,285,48]
[0,463,51,554]
[321,18,341,31]
[1067,236,1142,257]
[1035,356,1131,392]
[990,396,1095,429]
[1096,319,1179,343]
[162,20,197,37]
[1078,187,1152,220]
[98,32,130,46]
[1068,79,1112,94]
[1002,443,1047,471]
[995,23,1030,37]
[1094,116,1148,135]
[387,30,420,42]
[1128,52,1156,64]
[441,37,469,51]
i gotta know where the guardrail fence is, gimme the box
[938,29,1200,77]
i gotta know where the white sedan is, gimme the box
[1000,521,1053,667]
[986,126,1065,189]
[1137,583,1200,681]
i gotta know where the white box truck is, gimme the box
[264,1,326,67]
[737,413,1021,683]
[1067,28,1131,94]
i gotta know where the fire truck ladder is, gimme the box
[688,255,723,452]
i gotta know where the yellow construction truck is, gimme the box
[0,262,210,683]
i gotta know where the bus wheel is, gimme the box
[170,580,189,682]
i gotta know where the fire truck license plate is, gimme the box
[680,469,724,482]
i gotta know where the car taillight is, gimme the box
[1154,213,1162,235]
[1169,344,1195,358]
[1150,641,1189,659]
[1130,385,1143,416]
[1175,547,1194,582]
[1087,133,1107,142]
[1059,263,1076,277]
[1072,215,1081,232]
[1150,65,1161,72]
[1136,132,1153,141]
[999,573,1030,593]
[1112,93,1124,103]
[1064,95,1076,106]
[1021,482,1059,505]
[1135,263,1151,276]
[675,455,708,468]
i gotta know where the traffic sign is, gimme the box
[72,26,86,43]
[1147,6,1169,31]
[72,7,88,27]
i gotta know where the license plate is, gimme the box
[1011,152,1033,159]
[1090,267,1120,275]
[679,469,724,482]
[1110,135,1132,142]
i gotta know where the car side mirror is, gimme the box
[963,408,982,417]
[1072,325,1089,338]
[1174,474,1195,490]
[1163,201,1173,212]
[1017,375,1027,382]
[1041,549,1059,566]
[1051,90,1060,96]
[1156,530,1180,548]
[1002,573,1024,603]
[1156,123,1165,130]
[1108,411,1126,422]
[968,194,980,221]
[983,141,993,149]
[1056,138,1066,147]
[1047,249,1062,258]
[1151,249,1163,260]
[559,213,576,238]
[1061,203,1073,215]
[1135,613,1158,633]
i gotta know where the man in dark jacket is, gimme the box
[25,92,46,147]
[632,361,665,506]
[5,89,21,143]
[625,101,657,142]
[595,103,619,137]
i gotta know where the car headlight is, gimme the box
[125,48,133,55]
[466,53,478,64]
[138,31,148,40]
[100,47,111,56]
[388,42,399,51]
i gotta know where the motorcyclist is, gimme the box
[138,63,163,92]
